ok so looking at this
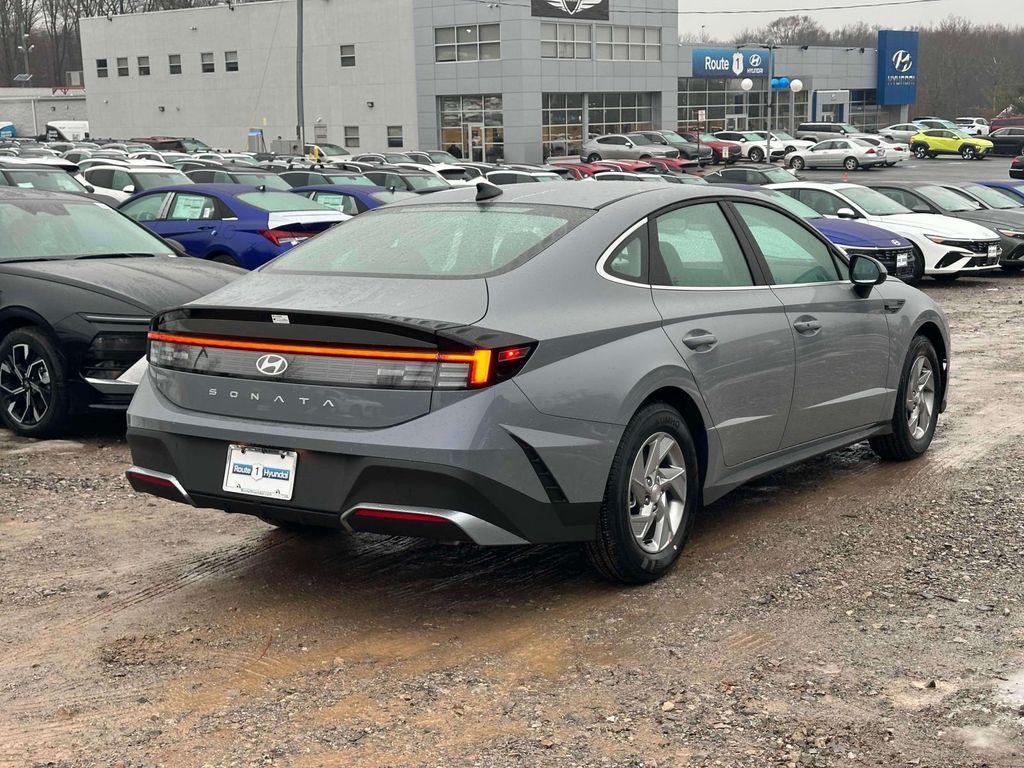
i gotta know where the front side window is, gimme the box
[121,193,169,222]
[735,203,839,285]
[340,44,356,67]
[267,204,589,278]
[96,58,108,78]
[786,188,850,217]
[200,52,214,73]
[116,57,129,76]
[137,55,150,76]
[652,203,753,288]
[344,125,359,148]
[225,50,239,72]
[169,54,182,75]
[435,24,499,62]
[387,125,403,148]
[842,187,911,216]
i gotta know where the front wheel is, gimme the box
[748,147,765,163]
[843,157,859,171]
[960,145,977,160]
[586,403,699,584]
[913,144,929,159]
[0,327,71,439]
[790,156,806,170]
[870,335,941,461]
[586,153,602,163]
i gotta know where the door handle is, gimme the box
[682,331,718,351]
[793,318,823,335]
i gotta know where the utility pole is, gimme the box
[295,0,306,154]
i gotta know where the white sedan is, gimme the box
[857,136,910,166]
[767,181,1002,283]
[784,138,887,171]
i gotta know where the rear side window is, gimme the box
[604,226,646,282]
[267,204,590,278]
[651,203,753,288]
[734,203,840,285]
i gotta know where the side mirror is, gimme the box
[84,184,96,193]
[836,207,858,220]
[122,184,136,194]
[850,253,887,295]
[624,141,634,148]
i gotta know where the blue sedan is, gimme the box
[290,184,417,215]
[119,184,347,269]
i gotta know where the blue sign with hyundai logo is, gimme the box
[692,48,771,78]
[877,30,919,105]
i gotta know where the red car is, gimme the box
[678,132,742,164]
[548,161,604,179]
[591,159,665,174]
[1011,155,1024,180]
[645,157,702,175]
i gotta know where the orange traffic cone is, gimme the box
[842,170,849,182]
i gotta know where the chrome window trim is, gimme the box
[595,217,650,287]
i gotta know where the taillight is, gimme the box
[260,229,310,247]
[146,332,534,390]
[865,148,876,155]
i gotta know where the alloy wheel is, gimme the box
[627,432,687,554]
[0,343,52,427]
[906,355,936,441]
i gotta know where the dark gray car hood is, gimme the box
[193,271,490,327]
[958,209,1024,229]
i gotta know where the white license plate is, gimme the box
[897,253,910,268]
[223,445,297,501]
[988,245,999,259]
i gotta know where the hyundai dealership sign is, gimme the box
[692,48,771,78]
[531,0,609,19]
[876,30,919,105]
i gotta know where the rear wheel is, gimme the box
[0,327,71,439]
[870,335,941,461]
[586,403,699,584]
[903,245,926,286]
[748,147,765,163]
[790,156,806,170]
[586,153,602,163]
[209,252,241,267]
[843,157,859,171]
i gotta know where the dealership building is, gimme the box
[79,0,919,162]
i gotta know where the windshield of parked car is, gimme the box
[5,170,88,194]
[842,187,912,216]
[327,174,374,185]
[237,191,336,212]
[625,133,653,145]
[838,124,860,133]
[757,189,823,219]
[772,131,797,141]
[428,151,459,163]
[134,170,191,190]
[181,139,211,152]
[950,130,972,139]
[698,133,719,143]
[961,184,1023,209]
[762,168,798,184]
[384,153,414,163]
[917,185,982,212]
[403,175,450,191]
[314,144,349,157]
[0,199,174,261]
[740,133,763,142]
[234,173,291,190]
[267,204,591,278]
[659,131,688,143]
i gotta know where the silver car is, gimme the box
[126,182,950,584]
[880,122,927,145]
[786,138,887,170]
[581,133,679,162]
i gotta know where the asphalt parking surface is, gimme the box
[1,156,1023,767]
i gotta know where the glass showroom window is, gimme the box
[168,54,182,75]
[96,59,108,78]
[438,94,504,162]
[434,24,499,62]
[200,52,214,74]
[677,77,807,133]
[541,22,591,59]
[344,126,360,148]
[137,56,150,76]
[542,93,584,158]
[340,44,355,67]
[387,126,404,148]
[594,26,660,61]
[225,51,238,72]
[116,57,129,77]
[588,92,654,136]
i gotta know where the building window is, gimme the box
[434,24,499,62]
[137,56,150,76]
[588,92,654,137]
[340,44,356,67]
[677,76,809,134]
[594,26,660,61]
[438,94,504,162]
[542,93,584,158]
[541,23,591,59]
[168,54,182,75]
[344,125,360,148]
[225,51,238,72]
[116,57,129,77]
[387,126,404,148]
[96,58,108,78]
[200,52,214,74]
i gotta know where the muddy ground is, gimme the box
[1,275,1023,768]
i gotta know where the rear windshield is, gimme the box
[237,191,335,212]
[404,175,449,191]
[327,174,374,185]
[266,204,590,278]
[135,171,191,190]
[6,170,86,193]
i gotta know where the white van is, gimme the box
[45,120,90,141]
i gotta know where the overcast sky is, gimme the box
[678,0,1024,41]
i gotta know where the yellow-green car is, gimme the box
[909,128,993,160]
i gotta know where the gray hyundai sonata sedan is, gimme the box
[126,181,950,583]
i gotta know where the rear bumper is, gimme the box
[125,375,615,545]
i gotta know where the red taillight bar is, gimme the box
[148,331,493,385]
[259,229,310,246]
[351,508,449,524]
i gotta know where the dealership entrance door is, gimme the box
[438,94,505,162]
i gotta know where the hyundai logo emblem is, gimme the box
[892,49,913,73]
[748,54,762,68]
[256,354,289,376]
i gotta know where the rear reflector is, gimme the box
[126,466,193,505]
[351,508,448,524]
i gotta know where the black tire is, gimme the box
[639,154,651,160]
[0,327,71,439]
[790,156,806,170]
[960,145,977,160]
[843,156,859,171]
[748,147,765,163]
[933,274,959,282]
[928,152,939,159]
[870,335,941,461]
[1001,262,1024,274]
[586,403,699,584]
[913,144,929,159]
[903,245,926,286]
[586,153,602,163]
[209,252,241,267]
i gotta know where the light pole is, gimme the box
[16,33,34,88]
[295,0,306,154]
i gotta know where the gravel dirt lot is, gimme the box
[2,176,1024,767]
